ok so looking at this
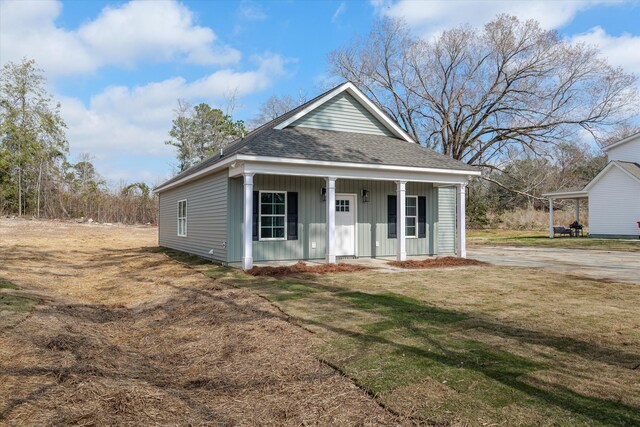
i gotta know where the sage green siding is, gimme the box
[158,170,228,261]
[228,175,327,262]
[227,175,454,262]
[437,186,457,254]
[291,92,394,137]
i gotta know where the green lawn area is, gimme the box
[197,263,640,426]
[469,229,640,251]
[0,278,38,316]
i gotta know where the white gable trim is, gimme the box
[584,161,640,191]
[602,131,640,152]
[274,82,415,143]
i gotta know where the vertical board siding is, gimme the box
[291,93,394,137]
[227,176,446,262]
[588,166,640,237]
[158,171,228,261]
[437,186,456,254]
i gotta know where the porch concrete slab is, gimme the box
[468,246,640,284]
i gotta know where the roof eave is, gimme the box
[602,131,640,151]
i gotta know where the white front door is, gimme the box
[335,194,356,256]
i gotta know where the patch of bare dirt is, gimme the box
[247,261,371,277]
[0,218,406,426]
[388,256,487,269]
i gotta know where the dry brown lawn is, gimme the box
[0,219,406,426]
[230,260,640,425]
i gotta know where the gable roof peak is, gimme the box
[273,81,415,143]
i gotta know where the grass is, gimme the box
[202,264,640,426]
[469,229,640,251]
[0,278,19,289]
[0,278,37,313]
[0,294,38,312]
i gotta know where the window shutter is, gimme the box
[418,196,427,238]
[252,191,259,241]
[287,192,298,240]
[387,195,397,238]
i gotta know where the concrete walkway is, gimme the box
[469,246,640,284]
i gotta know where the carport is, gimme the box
[542,190,588,238]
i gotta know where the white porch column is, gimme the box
[456,183,467,258]
[325,177,337,264]
[242,173,254,270]
[575,199,580,222]
[396,180,407,261]
[549,198,554,239]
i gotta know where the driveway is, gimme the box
[469,246,640,284]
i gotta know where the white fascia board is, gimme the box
[153,155,238,193]
[583,161,640,192]
[274,82,416,143]
[233,159,474,185]
[158,153,479,193]
[601,132,640,151]
[234,155,480,177]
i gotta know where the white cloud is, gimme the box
[59,54,289,176]
[0,0,241,76]
[332,2,347,23]
[572,26,640,74]
[237,1,268,21]
[372,0,610,39]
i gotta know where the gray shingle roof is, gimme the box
[232,127,477,170]
[156,82,477,190]
[616,161,640,181]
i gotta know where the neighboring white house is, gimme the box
[543,132,640,239]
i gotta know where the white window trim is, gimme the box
[177,199,187,237]
[405,195,418,238]
[258,190,287,241]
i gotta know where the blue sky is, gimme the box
[1,0,639,186]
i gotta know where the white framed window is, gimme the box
[405,196,417,238]
[259,191,287,240]
[177,199,187,237]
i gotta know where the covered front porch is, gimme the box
[543,190,589,238]
[228,159,477,270]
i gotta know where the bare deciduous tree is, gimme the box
[249,94,301,129]
[329,15,639,168]
[597,125,640,148]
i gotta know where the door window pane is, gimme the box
[336,199,350,212]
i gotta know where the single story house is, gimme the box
[543,131,640,239]
[154,82,480,269]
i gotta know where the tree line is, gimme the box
[0,59,156,224]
